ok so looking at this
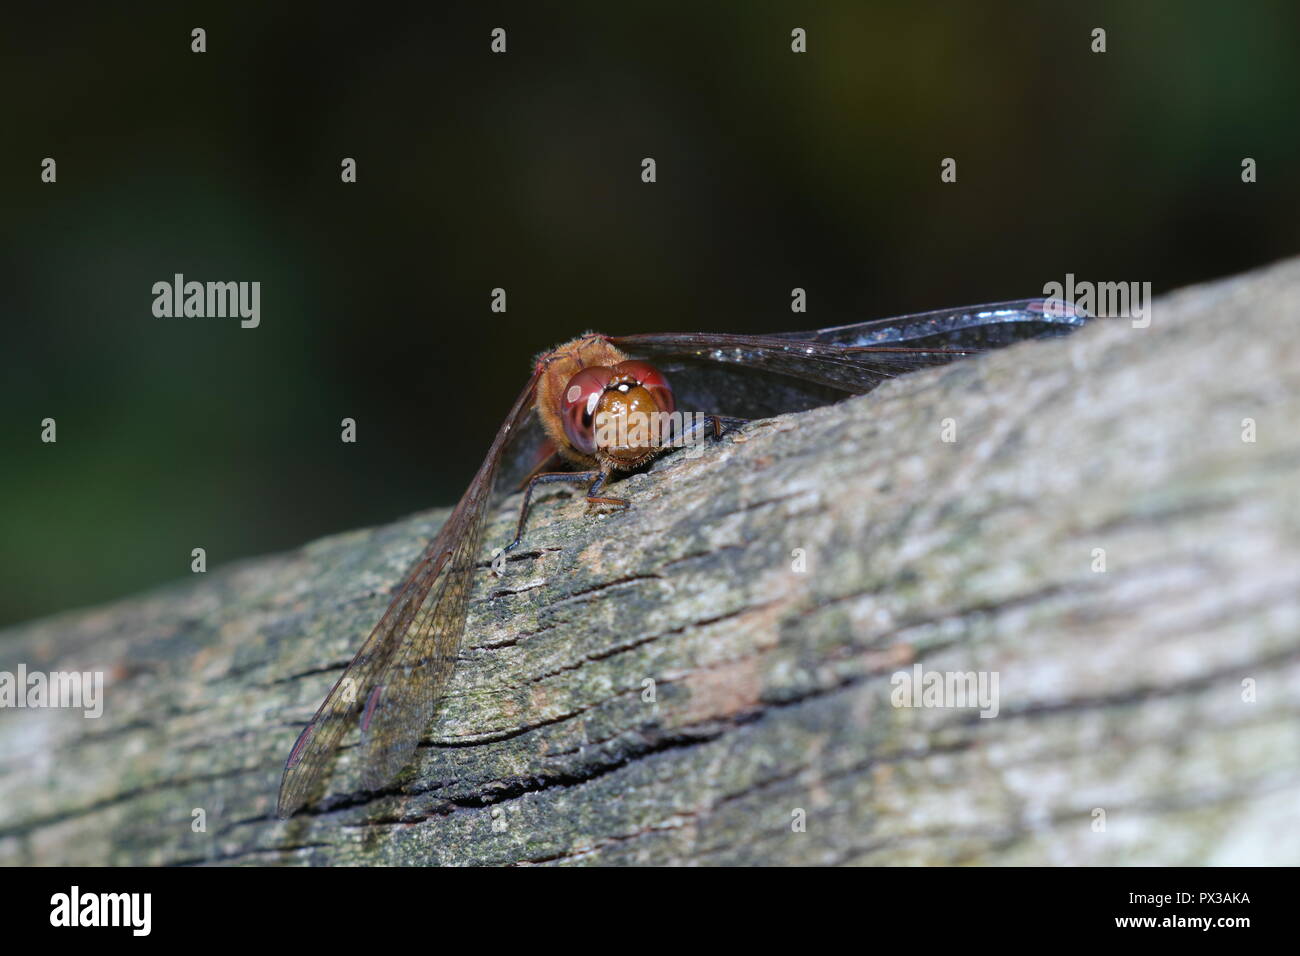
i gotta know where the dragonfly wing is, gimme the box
[626,357,859,420]
[612,298,1090,416]
[494,406,554,494]
[276,563,428,818]
[277,374,539,818]
[613,332,974,409]
[767,297,1091,349]
[276,517,462,818]
[355,481,489,791]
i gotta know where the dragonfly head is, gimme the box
[560,360,675,467]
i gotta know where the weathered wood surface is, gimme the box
[2,260,1299,866]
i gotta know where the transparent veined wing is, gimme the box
[277,373,541,818]
[611,298,1088,417]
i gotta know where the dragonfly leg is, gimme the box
[709,415,749,438]
[506,470,599,552]
[671,414,750,446]
[585,470,629,510]
[515,444,563,492]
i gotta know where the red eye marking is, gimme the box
[561,366,615,455]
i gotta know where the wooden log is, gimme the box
[2,259,1298,865]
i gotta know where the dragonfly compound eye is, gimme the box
[561,366,615,456]
[590,361,676,462]
[610,360,674,417]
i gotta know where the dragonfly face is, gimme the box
[560,359,675,468]
[535,336,677,473]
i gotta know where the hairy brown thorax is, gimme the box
[534,334,629,468]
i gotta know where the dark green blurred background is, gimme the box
[2,1,1298,627]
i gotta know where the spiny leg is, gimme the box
[584,470,628,510]
[709,415,749,438]
[505,471,599,552]
[504,416,747,554]
[672,414,750,446]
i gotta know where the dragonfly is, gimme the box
[276,297,1089,818]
